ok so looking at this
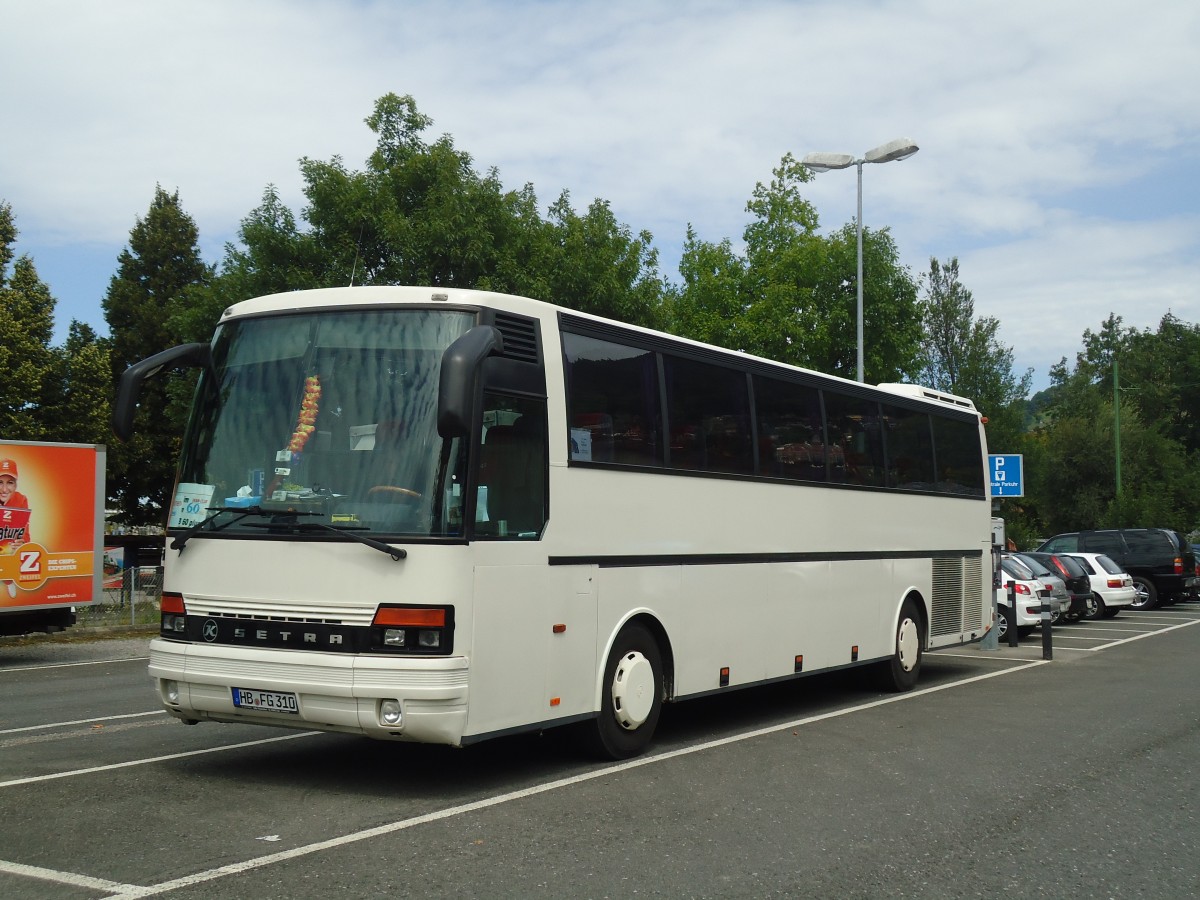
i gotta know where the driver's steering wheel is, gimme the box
[367,485,422,502]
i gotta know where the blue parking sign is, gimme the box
[989,454,1023,497]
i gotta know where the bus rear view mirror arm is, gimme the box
[112,342,213,442]
[437,325,505,439]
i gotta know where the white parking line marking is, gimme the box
[0,710,166,736]
[0,656,150,675]
[0,858,142,893]
[0,731,319,789]
[1088,617,1200,648]
[86,661,1049,899]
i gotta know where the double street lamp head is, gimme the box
[801,138,919,171]
[800,151,856,172]
[800,138,919,384]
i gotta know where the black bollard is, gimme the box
[1007,582,1018,647]
[1039,594,1053,660]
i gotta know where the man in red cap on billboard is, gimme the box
[0,458,31,599]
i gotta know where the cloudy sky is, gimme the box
[3,0,1197,392]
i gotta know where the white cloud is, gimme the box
[2,0,1198,391]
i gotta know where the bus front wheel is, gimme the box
[876,598,923,692]
[584,624,664,760]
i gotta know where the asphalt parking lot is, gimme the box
[2,603,1199,899]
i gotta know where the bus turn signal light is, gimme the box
[373,607,446,628]
[161,593,186,615]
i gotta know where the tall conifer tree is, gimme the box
[103,187,211,523]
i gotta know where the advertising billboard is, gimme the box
[0,440,105,612]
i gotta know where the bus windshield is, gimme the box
[176,308,476,539]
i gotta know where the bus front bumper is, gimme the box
[148,638,469,745]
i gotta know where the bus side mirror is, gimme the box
[438,326,505,438]
[112,342,213,442]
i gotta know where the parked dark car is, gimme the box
[1037,528,1198,610]
[1021,551,1094,621]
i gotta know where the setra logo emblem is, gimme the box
[202,619,219,642]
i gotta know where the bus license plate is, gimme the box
[232,687,299,714]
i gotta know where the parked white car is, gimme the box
[1064,552,1137,619]
[997,556,1057,640]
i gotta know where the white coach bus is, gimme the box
[114,286,993,758]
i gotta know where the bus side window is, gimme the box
[477,397,547,538]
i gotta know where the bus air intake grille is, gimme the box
[930,558,966,636]
[962,556,984,630]
[492,312,540,363]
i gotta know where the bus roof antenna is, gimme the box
[348,222,365,286]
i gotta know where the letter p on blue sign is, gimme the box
[989,454,1024,497]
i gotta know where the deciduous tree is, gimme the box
[213,93,666,330]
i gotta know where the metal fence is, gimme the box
[74,566,163,629]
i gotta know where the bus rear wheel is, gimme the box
[876,598,923,692]
[583,623,663,760]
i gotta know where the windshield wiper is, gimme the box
[243,518,406,561]
[170,506,271,552]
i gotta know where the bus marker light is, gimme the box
[550,697,561,707]
[851,645,859,662]
[794,655,803,673]
[553,624,566,634]
[719,667,730,687]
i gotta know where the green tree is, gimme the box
[1112,313,1200,456]
[668,154,922,381]
[213,94,665,331]
[539,192,665,329]
[803,222,921,382]
[738,153,823,366]
[668,226,748,349]
[916,256,1031,451]
[1029,314,1200,534]
[167,186,319,346]
[0,204,56,440]
[103,186,211,524]
[0,201,15,277]
[41,322,111,445]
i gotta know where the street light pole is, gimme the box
[802,138,919,383]
[856,160,864,384]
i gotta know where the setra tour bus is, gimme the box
[113,286,993,759]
